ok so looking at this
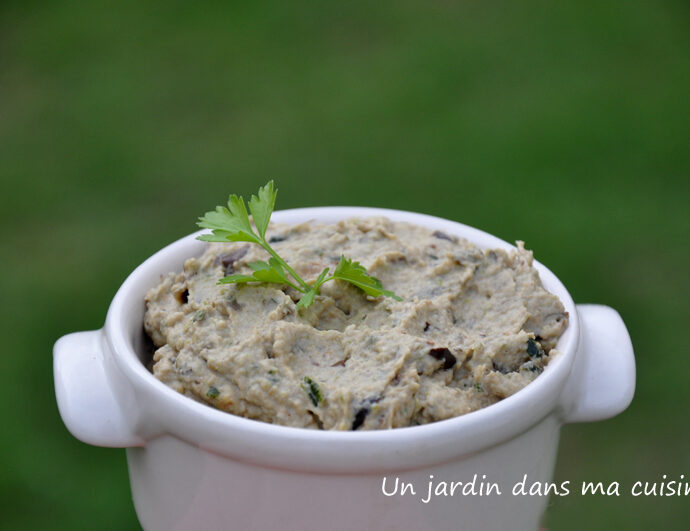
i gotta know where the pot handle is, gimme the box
[54,330,144,447]
[560,304,635,423]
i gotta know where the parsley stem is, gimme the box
[258,238,310,292]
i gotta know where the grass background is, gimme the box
[1,1,688,529]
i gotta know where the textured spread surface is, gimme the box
[145,217,568,430]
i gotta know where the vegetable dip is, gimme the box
[145,217,568,430]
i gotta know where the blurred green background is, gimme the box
[1,0,688,529]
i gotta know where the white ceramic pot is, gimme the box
[54,207,635,531]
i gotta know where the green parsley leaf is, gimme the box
[196,182,402,309]
[197,196,259,244]
[248,257,287,283]
[295,289,315,310]
[247,258,302,291]
[332,256,402,300]
[295,267,330,309]
[248,180,277,239]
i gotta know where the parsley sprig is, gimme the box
[197,181,401,309]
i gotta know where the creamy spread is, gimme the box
[144,217,568,430]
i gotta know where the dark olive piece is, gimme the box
[220,246,250,274]
[492,361,509,374]
[526,338,544,358]
[428,347,457,370]
[352,407,369,430]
